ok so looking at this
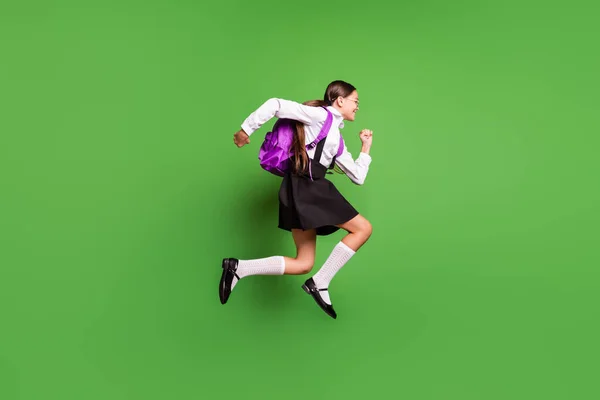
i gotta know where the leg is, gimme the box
[283,229,317,275]
[309,214,373,294]
[336,214,373,251]
[219,229,316,304]
[301,214,373,318]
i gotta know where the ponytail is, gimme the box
[292,121,309,174]
[291,99,328,174]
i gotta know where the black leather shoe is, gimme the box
[302,278,337,319]
[219,258,239,304]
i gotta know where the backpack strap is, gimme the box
[305,107,333,150]
[337,134,345,157]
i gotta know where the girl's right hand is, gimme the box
[359,129,373,146]
[233,129,250,148]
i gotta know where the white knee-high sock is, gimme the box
[231,256,285,290]
[311,242,356,304]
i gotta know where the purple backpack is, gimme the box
[258,107,345,176]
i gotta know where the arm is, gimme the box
[233,98,326,148]
[241,98,326,136]
[334,129,373,185]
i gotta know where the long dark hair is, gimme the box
[292,81,356,174]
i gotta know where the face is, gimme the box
[337,90,360,121]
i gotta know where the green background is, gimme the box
[1,0,598,399]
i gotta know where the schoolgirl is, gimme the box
[219,80,374,319]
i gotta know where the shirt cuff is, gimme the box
[241,121,255,136]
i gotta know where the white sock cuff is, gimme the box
[277,255,285,272]
[337,241,356,255]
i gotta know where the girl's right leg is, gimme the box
[219,228,317,304]
[284,228,317,275]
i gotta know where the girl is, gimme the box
[219,80,374,319]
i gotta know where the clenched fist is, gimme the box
[359,129,373,147]
[233,129,250,148]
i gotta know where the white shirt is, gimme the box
[240,98,372,185]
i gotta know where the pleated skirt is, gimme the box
[278,161,358,236]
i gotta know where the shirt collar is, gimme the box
[326,106,345,129]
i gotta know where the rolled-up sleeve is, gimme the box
[335,146,372,185]
[241,98,326,136]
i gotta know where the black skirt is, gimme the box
[278,159,359,236]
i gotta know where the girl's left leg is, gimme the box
[301,214,373,318]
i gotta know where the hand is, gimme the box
[359,129,373,147]
[233,129,250,148]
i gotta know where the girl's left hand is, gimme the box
[233,129,250,148]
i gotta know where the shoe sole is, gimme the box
[301,284,310,294]
[301,281,337,319]
[219,258,229,304]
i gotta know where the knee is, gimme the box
[360,219,373,240]
[297,259,314,275]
